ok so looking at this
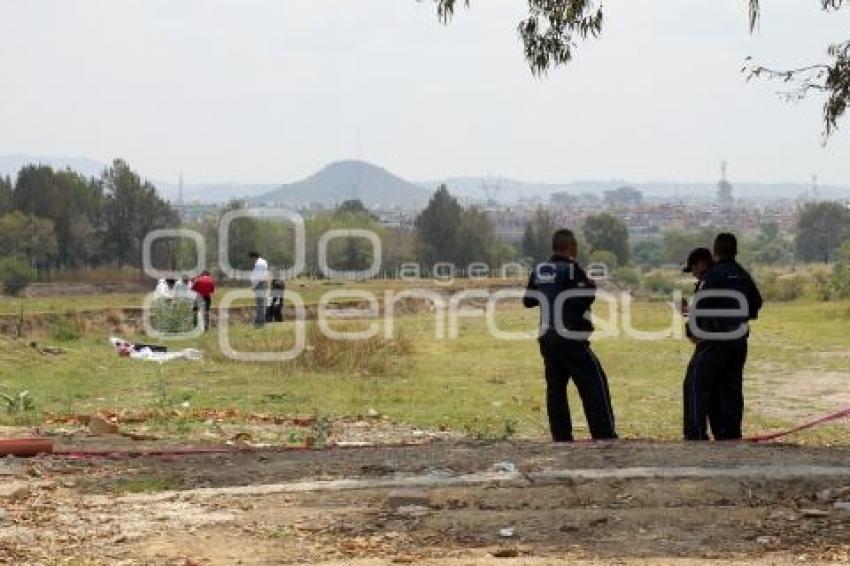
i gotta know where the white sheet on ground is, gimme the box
[109,336,202,363]
[130,347,203,363]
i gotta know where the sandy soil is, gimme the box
[1,440,849,564]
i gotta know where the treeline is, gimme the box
[181,186,515,277]
[521,200,850,270]
[2,158,849,295]
[0,159,179,272]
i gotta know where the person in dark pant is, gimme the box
[689,233,763,440]
[681,247,722,440]
[191,270,216,331]
[248,251,269,328]
[266,278,285,323]
[523,229,618,442]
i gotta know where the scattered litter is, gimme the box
[835,501,850,512]
[366,408,380,418]
[387,489,431,510]
[755,535,777,545]
[491,461,517,473]
[817,486,850,502]
[499,527,516,538]
[29,341,65,356]
[396,504,430,517]
[800,508,831,518]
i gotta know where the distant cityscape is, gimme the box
[3,154,849,248]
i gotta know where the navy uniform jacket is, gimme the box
[694,259,763,337]
[523,254,596,339]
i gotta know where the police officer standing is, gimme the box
[523,229,618,442]
[681,247,720,440]
[689,233,763,440]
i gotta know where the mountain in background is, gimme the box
[3,154,849,206]
[252,160,430,208]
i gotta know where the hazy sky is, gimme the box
[1,0,848,185]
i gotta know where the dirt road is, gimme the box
[1,440,849,564]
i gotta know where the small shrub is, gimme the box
[217,322,414,376]
[0,257,32,296]
[47,315,81,342]
[829,270,850,300]
[0,390,35,415]
[105,309,125,326]
[759,271,805,302]
[149,299,196,334]
[644,271,677,295]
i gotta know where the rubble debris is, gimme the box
[89,415,119,435]
[0,481,29,501]
[816,486,850,502]
[386,489,431,510]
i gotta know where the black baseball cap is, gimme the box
[683,247,712,273]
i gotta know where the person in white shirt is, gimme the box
[154,279,171,301]
[248,251,269,328]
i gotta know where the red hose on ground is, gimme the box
[1,408,847,459]
[744,406,850,443]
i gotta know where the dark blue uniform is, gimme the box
[683,278,723,440]
[687,259,762,440]
[524,255,617,442]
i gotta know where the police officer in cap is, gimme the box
[681,247,721,440]
[523,229,618,442]
[689,233,763,440]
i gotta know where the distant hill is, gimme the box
[252,160,430,208]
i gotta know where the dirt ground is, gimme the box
[1,439,849,565]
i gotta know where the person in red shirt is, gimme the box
[191,270,216,331]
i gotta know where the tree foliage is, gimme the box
[414,185,502,270]
[3,160,180,271]
[661,228,715,265]
[795,201,850,263]
[429,0,849,136]
[0,256,32,296]
[581,213,629,266]
[520,208,556,263]
[102,159,180,268]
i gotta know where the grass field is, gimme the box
[0,294,848,444]
[0,277,516,315]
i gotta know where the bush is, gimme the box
[828,269,850,299]
[760,271,805,302]
[150,299,196,334]
[612,267,641,290]
[216,322,414,376]
[770,276,804,302]
[0,257,32,296]
[47,315,82,341]
[643,271,677,295]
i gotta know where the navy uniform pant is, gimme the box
[538,334,618,442]
[683,339,748,441]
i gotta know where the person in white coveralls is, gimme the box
[248,251,269,328]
